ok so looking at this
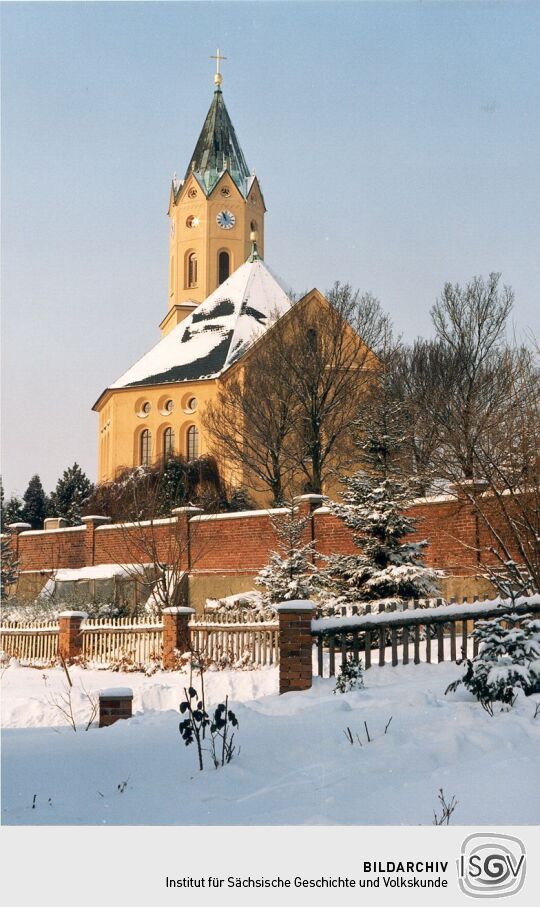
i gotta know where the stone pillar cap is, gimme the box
[171,506,204,516]
[58,610,88,619]
[276,600,317,612]
[81,515,111,523]
[162,606,196,615]
[99,687,134,699]
[293,494,324,502]
[6,522,32,531]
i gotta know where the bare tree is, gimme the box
[203,321,299,505]
[107,469,196,616]
[453,345,540,597]
[204,284,387,501]
[391,339,449,494]
[429,272,514,481]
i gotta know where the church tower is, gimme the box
[160,51,266,337]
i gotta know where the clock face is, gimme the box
[216,210,236,230]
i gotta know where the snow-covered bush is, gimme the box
[446,612,540,712]
[205,591,274,622]
[334,656,364,694]
[255,506,317,607]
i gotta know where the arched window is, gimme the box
[307,328,318,352]
[163,427,174,460]
[187,425,199,461]
[187,252,198,288]
[218,250,230,285]
[140,429,151,466]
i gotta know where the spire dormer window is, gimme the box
[218,250,230,285]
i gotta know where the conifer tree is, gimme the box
[49,463,93,525]
[22,474,49,529]
[1,537,19,602]
[255,505,316,606]
[319,355,441,610]
[446,612,540,710]
[3,495,24,526]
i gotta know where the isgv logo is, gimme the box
[458,834,526,898]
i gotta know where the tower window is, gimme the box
[250,220,258,233]
[187,252,198,288]
[140,429,152,467]
[187,425,199,461]
[163,427,174,460]
[218,251,230,284]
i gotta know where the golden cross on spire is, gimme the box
[210,48,227,88]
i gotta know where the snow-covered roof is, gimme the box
[109,258,292,390]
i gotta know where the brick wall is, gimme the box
[6,494,528,588]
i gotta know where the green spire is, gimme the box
[186,90,251,196]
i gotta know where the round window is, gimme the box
[221,186,231,197]
[142,402,151,414]
[188,187,197,199]
[186,215,199,228]
[187,397,198,412]
[165,399,174,413]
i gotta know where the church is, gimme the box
[92,53,369,496]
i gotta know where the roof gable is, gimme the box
[106,259,292,392]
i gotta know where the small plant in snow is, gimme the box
[445,612,540,713]
[179,687,239,771]
[42,657,98,731]
[343,716,392,745]
[179,686,209,772]
[432,788,458,826]
[209,695,239,768]
[334,656,364,693]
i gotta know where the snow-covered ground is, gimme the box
[2,659,539,826]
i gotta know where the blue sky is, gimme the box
[2,1,539,497]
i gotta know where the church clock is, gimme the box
[216,210,236,229]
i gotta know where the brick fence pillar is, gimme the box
[58,610,87,662]
[293,494,324,557]
[81,515,111,566]
[99,688,133,727]
[276,600,316,694]
[171,506,203,570]
[162,606,195,669]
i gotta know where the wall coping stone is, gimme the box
[172,506,203,515]
[276,600,316,612]
[191,507,287,522]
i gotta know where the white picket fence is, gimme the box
[0,620,59,663]
[81,617,163,665]
[0,615,279,669]
[190,621,279,666]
